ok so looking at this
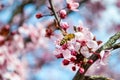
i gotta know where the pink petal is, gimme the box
[87,40,98,51]
[63,50,71,59]
[79,67,84,74]
[99,50,111,65]
[60,22,69,30]
[84,32,94,40]
[70,2,79,11]
[0,36,5,42]
[80,46,89,54]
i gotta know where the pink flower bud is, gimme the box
[36,13,43,19]
[87,59,93,64]
[72,66,76,71]
[67,3,71,9]
[55,53,64,59]
[60,22,69,31]
[61,43,68,50]
[80,40,87,46]
[71,50,77,56]
[79,67,84,74]
[45,28,53,38]
[62,59,70,65]
[59,10,67,19]
[70,57,76,62]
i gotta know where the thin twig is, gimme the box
[49,0,67,36]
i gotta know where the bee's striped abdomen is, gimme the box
[60,34,75,46]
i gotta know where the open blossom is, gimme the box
[54,23,102,73]
[66,0,79,11]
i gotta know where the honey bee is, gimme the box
[60,33,75,46]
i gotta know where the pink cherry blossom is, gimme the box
[70,50,77,56]
[0,36,5,42]
[87,59,93,64]
[60,21,69,31]
[54,22,101,71]
[72,66,76,71]
[80,46,91,58]
[86,40,98,51]
[66,0,79,11]
[55,53,64,59]
[36,13,43,19]
[74,32,84,40]
[62,59,70,65]
[79,67,84,74]
[70,57,76,62]
[59,9,67,19]
[62,43,69,50]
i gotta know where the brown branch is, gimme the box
[84,75,112,80]
[48,0,67,36]
[49,0,60,26]
[73,31,120,80]
[79,0,89,5]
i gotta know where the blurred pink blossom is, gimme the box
[66,0,79,11]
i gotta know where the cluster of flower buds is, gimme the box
[59,0,79,31]
[54,22,108,74]
[35,0,80,35]
[35,0,79,19]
